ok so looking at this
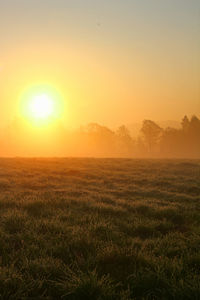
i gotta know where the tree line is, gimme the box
[1,115,200,157]
[72,115,200,158]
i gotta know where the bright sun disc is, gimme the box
[29,94,54,119]
[20,85,64,126]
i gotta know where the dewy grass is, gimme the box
[0,158,199,299]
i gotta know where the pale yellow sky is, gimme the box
[0,0,199,129]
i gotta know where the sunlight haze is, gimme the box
[0,2,200,297]
[0,0,199,129]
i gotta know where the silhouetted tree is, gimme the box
[188,115,200,157]
[85,123,116,156]
[116,125,134,156]
[140,120,163,154]
[190,115,200,132]
[181,115,190,132]
[160,127,182,157]
[160,115,200,158]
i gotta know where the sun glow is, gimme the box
[20,85,64,126]
[29,94,54,119]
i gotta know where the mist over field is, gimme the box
[1,115,200,158]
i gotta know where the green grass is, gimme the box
[0,158,199,299]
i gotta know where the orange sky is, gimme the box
[0,0,199,129]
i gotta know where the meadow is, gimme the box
[0,158,199,299]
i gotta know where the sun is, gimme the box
[29,94,54,119]
[20,84,64,126]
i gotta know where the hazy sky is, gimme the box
[0,0,199,128]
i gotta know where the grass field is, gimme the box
[0,158,199,299]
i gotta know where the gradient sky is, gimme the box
[0,0,199,128]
